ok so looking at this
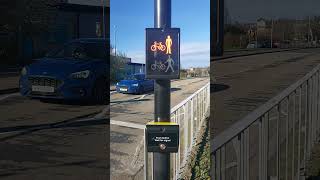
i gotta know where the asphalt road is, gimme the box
[211,48,320,137]
[0,88,109,179]
[110,77,209,179]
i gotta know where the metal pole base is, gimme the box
[153,153,170,180]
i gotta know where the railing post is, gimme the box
[313,75,317,146]
[190,98,195,137]
[259,118,263,180]
[316,72,318,136]
[240,132,244,180]
[308,79,313,153]
[216,149,221,180]
[245,129,250,180]
[265,113,269,180]
[304,83,308,178]
[221,145,226,180]
[292,91,296,179]
[183,105,188,161]
[316,70,320,142]
[236,135,241,180]
[286,97,289,180]
[298,87,302,180]
[312,76,315,147]
[176,114,181,178]
[277,105,280,180]
[212,152,216,179]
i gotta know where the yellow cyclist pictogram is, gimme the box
[151,41,166,52]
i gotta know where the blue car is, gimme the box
[116,73,154,94]
[19,38,109,104]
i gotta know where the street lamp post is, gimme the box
[114,25,117,56]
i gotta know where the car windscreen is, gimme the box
[46,42,107,60]
[126,74,145,80]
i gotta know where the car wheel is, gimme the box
[92,77,107,104]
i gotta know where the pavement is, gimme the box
[211,48,320,179]
[216,48,306,61]
[0,74,19,92]
[0,83,109,179]
[110,77,209,179]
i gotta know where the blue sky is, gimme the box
[110,0,210,68]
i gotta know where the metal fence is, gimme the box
[211,64,320,180]
[145,82,210,180]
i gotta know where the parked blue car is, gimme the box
[19,38,109,104]
[116,73,154,94]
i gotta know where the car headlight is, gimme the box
[21,67,27,76]
[132,83,139,87]
[70,70,90,79]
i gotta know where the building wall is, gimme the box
[30,5,109,59]
[67,0,110,7]
[125,63,145,76]
[78,12,104,38]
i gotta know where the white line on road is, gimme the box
[94,106,109,119]
[0,93,19,101]
[110,120,145,129]
[139,95,146,100]
[110,91,117,94]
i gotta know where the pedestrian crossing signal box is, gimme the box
[146,122,179,153]
[145,28,180,79]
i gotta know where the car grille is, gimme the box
[28,76,62,88]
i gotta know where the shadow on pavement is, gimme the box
[171,87,181,92]
[110,98,150,104]
[38,99,109,106]
[211,83,230,93]
[0,117,108,142]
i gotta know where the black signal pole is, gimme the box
[153,0,171,179]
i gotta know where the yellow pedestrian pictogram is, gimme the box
[165,35,172,54]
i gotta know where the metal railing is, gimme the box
[145,82,210,180]
[171,82,210,179]
[211,64,320,180]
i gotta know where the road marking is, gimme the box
[94,105,109,119]
[110,91,117,94]
[139,95,146,100]
[110,94,148,104]
[0,93,19,101]
[111,120,145,129]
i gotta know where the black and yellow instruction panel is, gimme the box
[146,122,179,153]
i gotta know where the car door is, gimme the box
[147,79,153,90]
